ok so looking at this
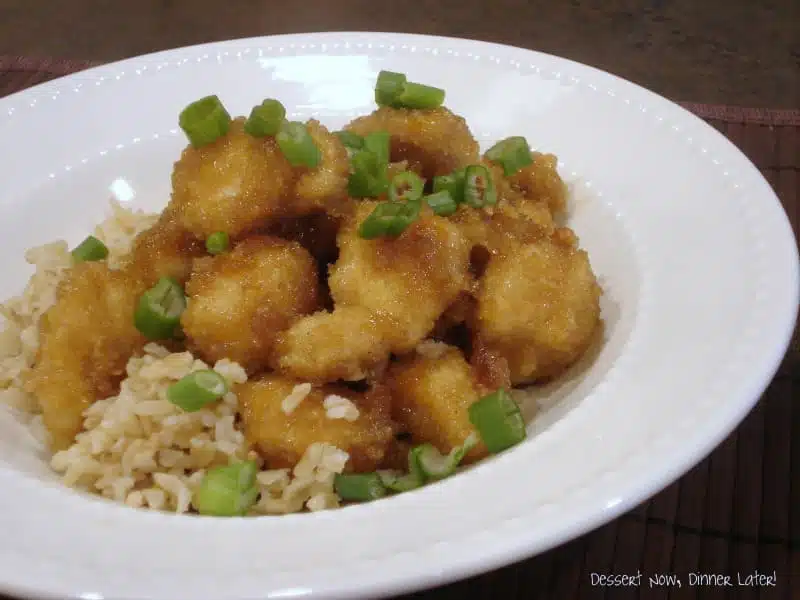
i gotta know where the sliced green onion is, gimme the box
[377,470,423,493]
[391,82,446,110]
[333,473,388,501]
[71,235,108,262]
[134,276,186,340]
[358,200,421,239]
[412,433,478,481]
[335,130,364,150]
[432,169,466,204]
[363,131,390,167]
[195,461,259,516]
[205,231,229,255]
[468,389,526,454]
[388,171,424,203]
[485,136,533,176]
[243,99,286,137]
[276,121,321,168]
[463,164,497,208]
[424,190,457,216]
[348,149,389,198]
[167,369,228,412]
[178,95,231,147]
[375,70,407,106]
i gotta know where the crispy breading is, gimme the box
[475,229,602,383]
[507,152,568,217]
[275,306,390,382]
[292,120,353,218]
[346,106,480,179]
[28,263,147,450]
[169,118,294,239]
[386,346,488,463]
[124,212,204,286]
[239,375,395,472]
[329,201,472,351]
[181,236,319,373]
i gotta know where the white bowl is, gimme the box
[0,32,796,600]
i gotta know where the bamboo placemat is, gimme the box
[1,58,797,600]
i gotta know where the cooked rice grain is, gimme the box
[0,201,352,515]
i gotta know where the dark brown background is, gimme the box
[1,0,798,107]
[0,1,798,599]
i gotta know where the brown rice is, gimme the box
[0,201,350,515]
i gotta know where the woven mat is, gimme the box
[1,58,798,600]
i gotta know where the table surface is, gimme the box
[0,2,798,600]
[1,0,798,108]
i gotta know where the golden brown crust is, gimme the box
[169,118,294,239]
[346,106,480,179]
[181,236,320,372]
[386,346,488,463]
[239,375,395,472]
[28,263,148,450]
[125,213,204,286]
[474,231,602,383]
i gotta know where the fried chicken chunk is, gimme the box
[125,212,204,286]
[507,152,568,218]
[451,161,556,254]
[181,236,319,373]
[330,202,471,350]
[238,375,395,472]
[275,306,389,383]
[277,203,472,381]
[386,345,488,463]
[292,120,352,217]
[475,228,602,383]
[346,107,480,179]
[169,117,293,239]
[28,263,147,450]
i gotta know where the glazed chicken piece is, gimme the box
[276,202,472,381]
[28,263,148,450]
[275,306,389,383]
[181,236,320,373]
[292,120,352,218]
[329,202,472,349]
[169,117,294,239]
[507,152,568,218]
[475,228,602,384]
[346,106,480,179]
[124,211,204,286]
[451,161,556,255]
[386,344,488,464]
[238,375,395,472]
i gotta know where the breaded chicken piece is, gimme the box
[475,228,602,383]
[507,152,568,218]
[169,118,294,239]
[292,120,352,218]
[451,161,555,254]
[239,375,395,472]
[181,236,319,373]
[346,107,480,179]
[330,202,472,351]
[275,203,471,382]
[275,306,389,382]
[386,345,488,464]
[28,263,147,450]
[125,212,204,286]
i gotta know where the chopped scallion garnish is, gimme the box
[178,95,231,147]
[167,369,228,412]
[71,235,108,262]
[468,389,527,453]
